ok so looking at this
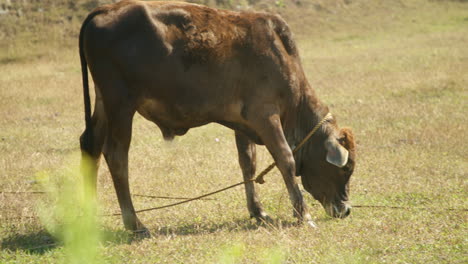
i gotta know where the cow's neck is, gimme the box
[284,87,330,149]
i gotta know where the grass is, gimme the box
[0,0,467,263]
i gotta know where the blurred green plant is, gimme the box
[217,242,245,264]
[37,155,102,264]
[260,246,287,264]
[275,0,286,8]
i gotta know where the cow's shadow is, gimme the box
[1,228,131,255]
[1,229,57,255]
[150,216,330,237]
[0,220,264,254]
[1,217,331,254]
[152,218,263,236]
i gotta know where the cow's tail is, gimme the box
[79,9,105,154]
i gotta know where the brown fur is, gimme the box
[340,128,356,151]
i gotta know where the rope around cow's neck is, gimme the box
[254,112,332,184]
[130,112,334,215]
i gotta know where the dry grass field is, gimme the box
[0,0,467,263]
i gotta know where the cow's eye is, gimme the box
[342,165,350,173]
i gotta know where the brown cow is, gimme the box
[79,0,356,236]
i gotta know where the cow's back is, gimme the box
[82,0,304,137]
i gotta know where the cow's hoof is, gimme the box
[294,219,318,228]
[255,214,273,225]
[251,211,272,224]
[306,220,318,228]
[132,228,151,240]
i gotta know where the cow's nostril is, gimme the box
[344,207,351,217]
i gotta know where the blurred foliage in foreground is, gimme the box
[37,157,102,264]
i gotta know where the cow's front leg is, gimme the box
[103,109,150,238]
[249,112,316,227]
[235,131,269,222]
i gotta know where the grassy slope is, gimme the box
[0,0,467,263]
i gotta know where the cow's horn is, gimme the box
[325,138,349,168]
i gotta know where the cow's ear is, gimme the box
[325,138,349,168]
[339,128,355,151]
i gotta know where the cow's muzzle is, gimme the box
[325,202,351,219]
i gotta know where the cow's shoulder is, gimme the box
[88,0,143,28]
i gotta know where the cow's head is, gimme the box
[299,127,356,218]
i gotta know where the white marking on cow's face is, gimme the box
[323,201,351,218]
[324,203,334,217]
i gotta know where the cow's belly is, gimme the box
[136,97,244,140]
[137,98,209,127]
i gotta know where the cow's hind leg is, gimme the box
[102,106,149,237]
[235,131,269,222]
[80,96,107,201]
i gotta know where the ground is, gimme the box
[0,0,467,263]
